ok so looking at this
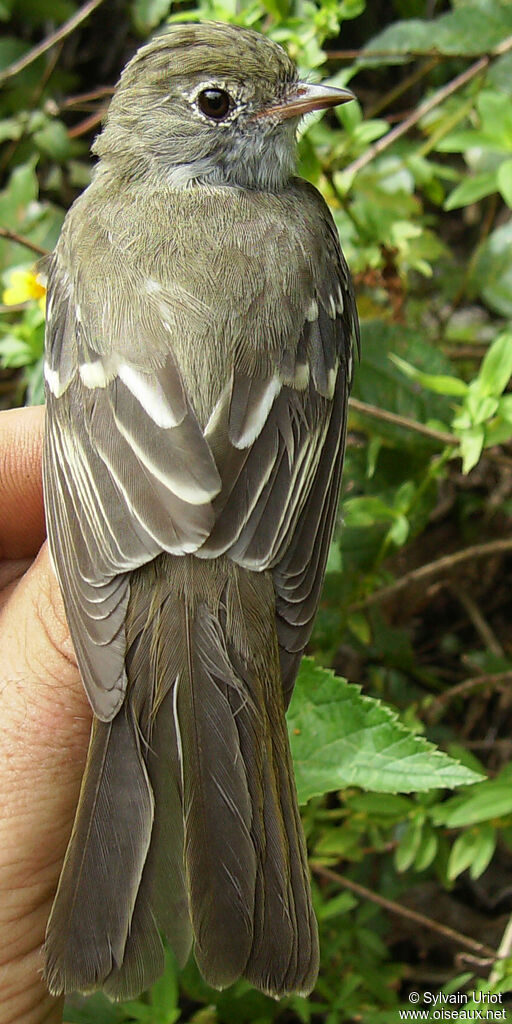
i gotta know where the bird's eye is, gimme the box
[197,88,232,120]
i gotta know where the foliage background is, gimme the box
[2,0,512,1020]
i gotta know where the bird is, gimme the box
[42,20,359,1003]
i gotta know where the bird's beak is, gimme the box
[255,82,355,121]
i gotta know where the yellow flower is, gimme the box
[3,266,46,309]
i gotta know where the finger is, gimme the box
[0,543,89,1023]
[0,543,90,782]
[0,541,90,886]
[0,558,33,607]
[0,405,46,560]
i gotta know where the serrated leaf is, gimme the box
[288,659,482,803]
[363,4,512,60]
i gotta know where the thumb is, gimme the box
[0,543,90,1023]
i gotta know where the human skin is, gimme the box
[0,405,91,1024]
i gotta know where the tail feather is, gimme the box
[102,691,192,1001]
[44,556,318,1000]
[177,602,257,989]
[44,706,154,996]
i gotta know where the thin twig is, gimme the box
[61,85,114,108]
[68,108,107,139]
[327,45,512,61]
[349,396,457,446]
[350,538,512,611]
[428,671,512,719]
[366,56,440,119]
[0,302,32,314]
[0,228,49,257]
[312,864,498,960]
[450,583,504,658]
[343,36,512,178]
[0,0,107,86]
[489,915,512,986]
[443,345,488,360]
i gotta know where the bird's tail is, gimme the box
[44,555,318,1000]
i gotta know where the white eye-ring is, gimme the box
[197,88,232,120]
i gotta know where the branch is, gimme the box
[0,228,49,257]
[349,397,457,446]
[312,864,498,960]
[61,85,114,108]
[327,42,512,61]
[350,538,512,612]
[490,915,512,986]
[427,670,512,723]
[449,583,504,658]
[343,35,512,178]
[0,0,107,86]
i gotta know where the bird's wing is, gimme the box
[44,183,357,719]
[43,252,221,721]
[199,198,358,708]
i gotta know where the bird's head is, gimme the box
[93,22,353,191]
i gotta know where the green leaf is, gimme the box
[288,659,482,803]
[0,36,29,72]
[0,116,23,143]
[488,50,512,97]
[413,822,438,871]
[347,611,371,646]
[387,513,409,547]
[149,947,180,1017]
[391,354,469,397]
[352,321,455,446]
[497,157,512,206]
[346,792,414,817]
[132,0,173,33]
[317,891,358,921]
[458,425,485,473]
[477,90,512,148]
[477,331,512,397]
[433,777,512,827]
[444,171,499,211]
[33,119,71,161]
[394,817,423,872]
[64,992,128,1023]
[447,830,479,881]
[447,824,496,881]
[363,4,512,59]
[469,220,512,317]
[470,824,497,880]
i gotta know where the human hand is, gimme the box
[0,405,91,1024]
